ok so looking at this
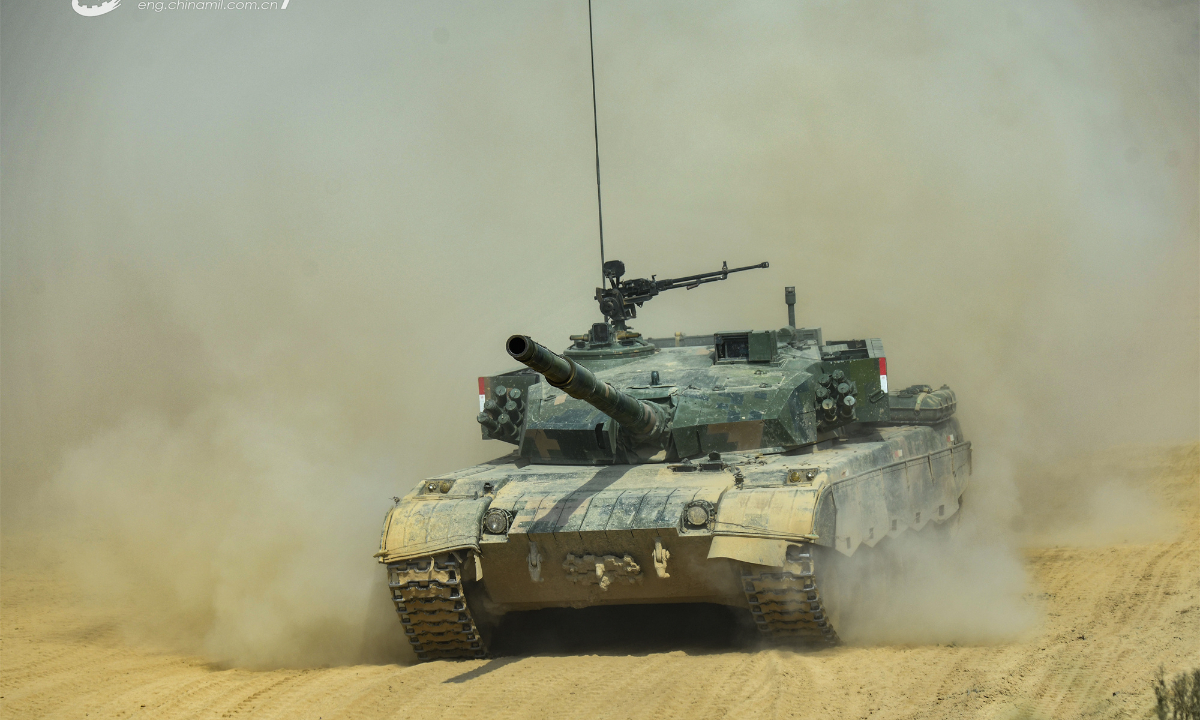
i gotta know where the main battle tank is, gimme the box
[376,259,970,660]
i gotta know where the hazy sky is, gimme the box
[1,0,1196,665]
[3,0,1197,536]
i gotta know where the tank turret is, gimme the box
[474,259,910,465]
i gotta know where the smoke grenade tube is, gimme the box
[506,335,667,438]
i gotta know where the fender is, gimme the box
[376,494,490,564]
[707,422,971,566]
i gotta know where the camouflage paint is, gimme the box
[378,419,969,612]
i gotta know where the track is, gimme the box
[388,553,488,660]
[742,545,840,645]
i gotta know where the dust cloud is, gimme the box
[1014,443,1188,548]
[819,462,1040,647]
[828,530,1036,647]
[2,0,1197,666]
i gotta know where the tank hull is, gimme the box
[379,420,970,618]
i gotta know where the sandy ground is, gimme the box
[2,444,1197,720]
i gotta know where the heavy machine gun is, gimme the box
[596,259,769,330]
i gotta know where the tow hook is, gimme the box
[653,537,670,579]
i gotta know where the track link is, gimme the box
[387,553,488,661]
[742,545,839,646]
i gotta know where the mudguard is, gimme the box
[706,421,971,565]
[377,494,489,563]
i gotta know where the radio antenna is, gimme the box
[587,0,606,286]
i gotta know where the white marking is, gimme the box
[880,374,888,393]
[478,395,485,412]
[72,0,120,16]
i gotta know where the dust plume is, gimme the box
[1015,443,1190,548]
[2,0,1197,667]
[824,465,1038,646]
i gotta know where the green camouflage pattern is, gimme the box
[379,418,969,612]
[493,333,891,465]
[379,319,971,618]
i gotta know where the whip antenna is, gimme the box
[587,0,606,286]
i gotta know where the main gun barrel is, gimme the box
[506,335,668,439]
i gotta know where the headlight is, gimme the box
[685,504,710,527]
[483,508,510,534]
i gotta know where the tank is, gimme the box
[376,259,970,660]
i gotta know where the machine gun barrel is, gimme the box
[595,258,770,329]
[654,261,770,292]
[506,335,668,439]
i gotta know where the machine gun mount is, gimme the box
[596,259,769,330]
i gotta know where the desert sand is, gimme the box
[2,443,1196,720]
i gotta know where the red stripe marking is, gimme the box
[879,357,887,376]
[478,377,486,395]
